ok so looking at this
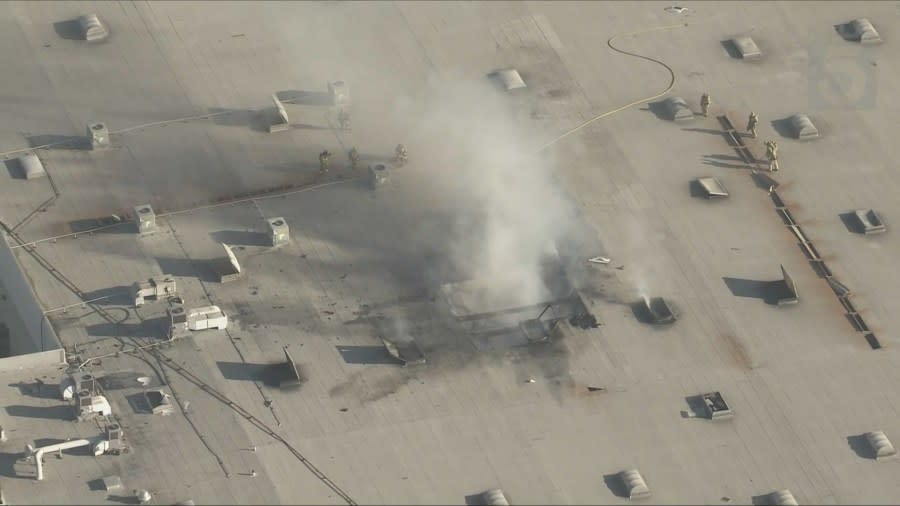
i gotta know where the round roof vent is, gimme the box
[272,219,284,227]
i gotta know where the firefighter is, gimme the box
[765,140,779,172]
[700,92,712,117]
[319,150,332,173]
[747,112,759,138]
[348,147,360,169]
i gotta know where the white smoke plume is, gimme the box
[389,75,579,309]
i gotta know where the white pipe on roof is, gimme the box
[27,438,93,481]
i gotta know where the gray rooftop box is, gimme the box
[853,209,886,235]
[787,114,818,140]
[731,35,761,60]
[846,18,882,44]
[700,391,734,420]
[382,337,426,366]
[662,96,694,121]
[774,265,799,306]
[695,177,729,198]
[78,14,108,42]
[493,68,527,91]
[19,153,46,180]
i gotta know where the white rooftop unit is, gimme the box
[865,430,898,460]
[494,68,527,91]
[770,489,798,506]
[849,18,881,45]
[481,489,510,506]
[187,305,228,331]
[620,469,651,500]
[662,96,694,121]
[731,35,762,60]
[267,217,290,246]
[787,114,818,140]
[78,14,108,41]
[87,122,110,149]
[133,204,156,235]
[19,153,46,180]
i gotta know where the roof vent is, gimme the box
[620,469,651,500]
[78,14,109,42]
[492,69,527,91]
[19,153,46,180]
[769,489,798,506]
[865,431,898,460]
[730,35,761,60]
[661,96,694,121]
[481,489,510,506]
[787,114,818,140]
[846,18,881,44]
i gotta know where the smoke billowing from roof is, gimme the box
[390,76,579,309]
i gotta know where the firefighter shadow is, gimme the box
[207,108,270,132]
[701,154,750,170]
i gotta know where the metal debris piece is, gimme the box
[589,256,611,264]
